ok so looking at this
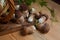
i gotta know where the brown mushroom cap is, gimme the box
[10,10,24,24]
[36,23,50,34]
[20,23,35,36]
[15,10,22,18]
[20,3,28,11]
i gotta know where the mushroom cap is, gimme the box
[37,23,50,34]
[15,10,22,18]
[20,3,28,11]
[20,24,36,36]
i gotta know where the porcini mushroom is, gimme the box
[20,24,36,36]
[36,23,50,34]
[11,10,25,24]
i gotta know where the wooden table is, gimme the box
[0,0,60,40]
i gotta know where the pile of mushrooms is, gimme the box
[0,0,50,36]
[10,3,50,36]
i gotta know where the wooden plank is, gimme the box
[0,35,13,40]
[0,24,21,36]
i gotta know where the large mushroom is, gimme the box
[36,23,50,34]
[20,23,36,36]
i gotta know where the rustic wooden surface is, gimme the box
[0,24,21,36]
[0,0,60,40]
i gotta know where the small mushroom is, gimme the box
[36,23,50,34]
[38,14,48,24]
[20,24,36,36]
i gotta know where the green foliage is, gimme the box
[25,0,36,5]
[18,0,36,5]
[39,0,47,7]
[32,0,36,2]
[18,0,23,4]
[25,0,33,5]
